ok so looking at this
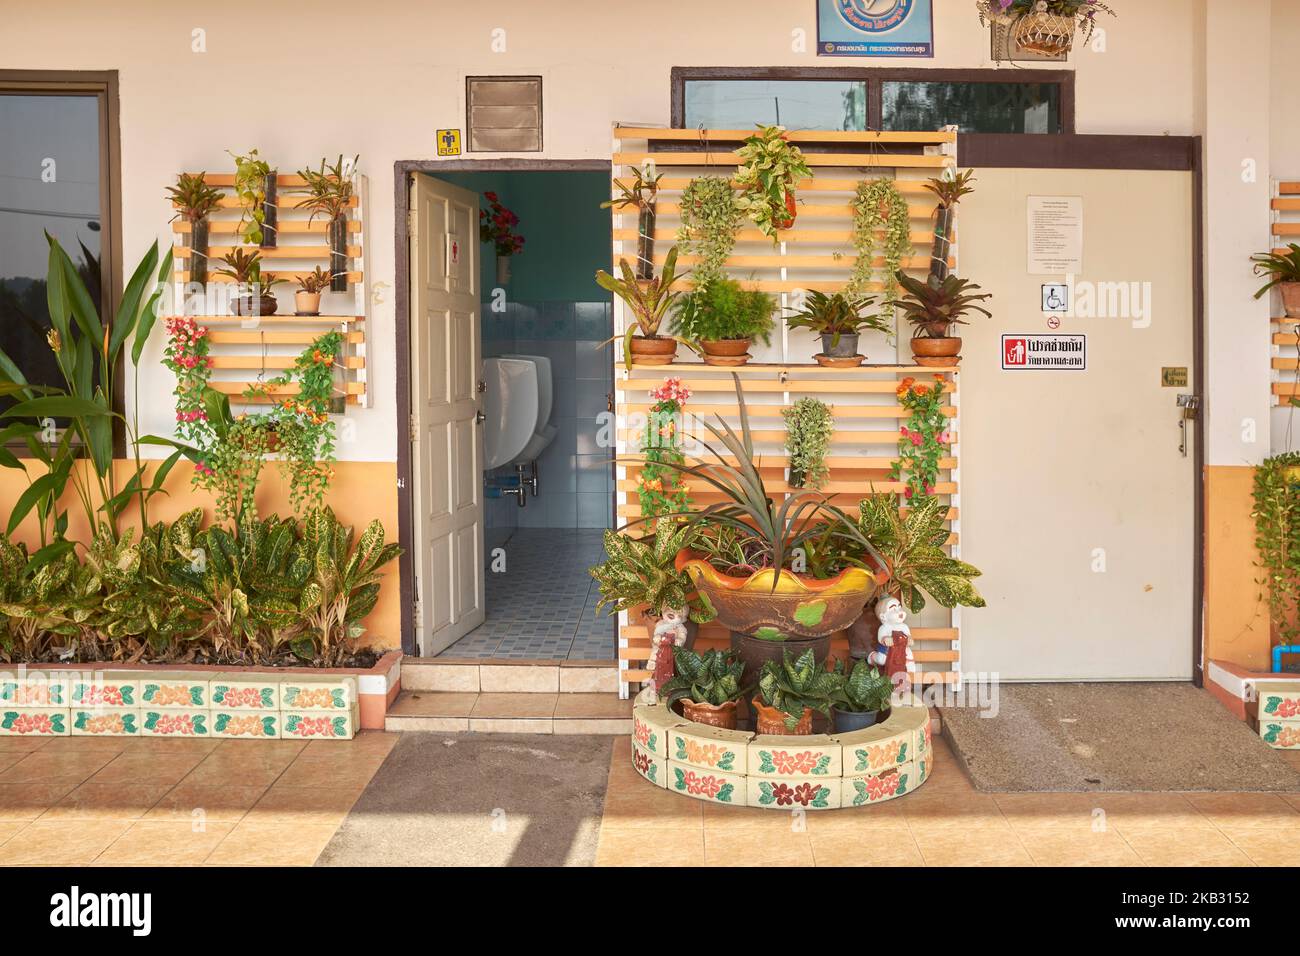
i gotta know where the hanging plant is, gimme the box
[734,125,812,244]
[890,375,953,500]
[677,176,743,292]
[228,148,274,247]
[848,178,912,303]
[637,378,692,519]
[977,1,1116,59]
[1253,453,1300,651]
[782,397,834,491]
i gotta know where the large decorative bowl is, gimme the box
[675,549,881,640]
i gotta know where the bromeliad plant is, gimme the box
[596,245,688,369]
[589,518,715,624]
[924,170,975,284]
[785,290,892,358]
[896,271,993,366]
[1252,243,1300,318]
[892,375,953,500]
[734,125,812,243]
[166,172,224,285]
[677,176,743,291]
[603,165,663,280]
[848,179,913,302]
[637,378,692,520]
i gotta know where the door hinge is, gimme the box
[409,414,418,443]
[406,208,416,238]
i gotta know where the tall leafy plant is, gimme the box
[229,148,271,245]
[1252,453,1300,649]
[596,246,686,369]
[677,176,742,291]
[848,179,912,302]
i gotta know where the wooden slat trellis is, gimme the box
[608,126,964,699]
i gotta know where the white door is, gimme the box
[409,173,485,655]
[960,168,1195,680]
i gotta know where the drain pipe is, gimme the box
[517,460,539,497]
[486,474,527,507]
[1273,645,1299,673]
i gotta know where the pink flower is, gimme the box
[909,433,923,447]
[904,486,914,499]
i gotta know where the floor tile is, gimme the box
[40,781,172,821]
[1183,792,1300,829]
[388,692,479,718]
[0,819,132,865]
[809,831,925,867]
[245,787,364,826]
[0,750,117,785]
[704,829,814,866]
[145,782,269,824]
[0,782,78,821]
[88,752,206,787]
[1123,829,1254,867]
[470,693,558,719]
[96,821,235,865]
[595,825,704,866]
[553,694,632,719]
[205,822,341,866]
[911,830,1035,867]
[1017,829,1145,866]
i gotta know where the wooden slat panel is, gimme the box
[622,402,955,418]
[176,314,363,325]
[1280,182,1300,195]
[177,244,362,260]
[646,176,939,194]
[207,355,364,370]
[210,380,364,396]
[665,253,945,270]
[656,200,938,219]
[619,428,955,444]
[1274,333,1300,346]
[612,128,956,144]
[620,625,959,645]
[613,151,952,169]
[174,220,362,235]
[185,173,310,187]
[616,478,955,495]
[207,330,365,345]
[617,379,954,395]
[179,271,362,283]
[1273,223,1300,236]
[624,362,953,374]
[1272,198,1300,211]
[186,195,358,211]
[614,227,934,245]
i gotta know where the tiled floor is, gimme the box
[0,732,397,866]
[441,528,615,661]
[594,736,1300,867]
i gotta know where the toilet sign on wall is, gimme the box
[1002,334,1087,371]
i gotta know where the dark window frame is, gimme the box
[464,75,544,153]
[670,66,1075,134]
[0,69,124,454]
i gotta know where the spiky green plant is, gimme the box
[895,271,993,339]
[657,648,746,708]
[596,245,686,368]
[756,647,838,730]
[1252,243,1300,299]
[589,518,714,622]
[855,494,985,613]
[830,658,893,714]
[785,290,892,347]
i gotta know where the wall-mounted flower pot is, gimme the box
[1012,11,1077,56]
[635,205,657,280]
[930,206,955,283]
[329,215,349,291]
[295,291,321,316]
[679,698,738,730]
[496,253,511,286]
[259,172,278,248]
[911,336,962,367]
[752,698,813,736]
[820,332,859,359]
[628,335,677,366]
[188,217,210,286]
[700,338,752,367]
[234,293,278,317]
[1280,282,1300,318]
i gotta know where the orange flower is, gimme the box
[912,383,929,396]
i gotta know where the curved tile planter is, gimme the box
[632,697,933,809]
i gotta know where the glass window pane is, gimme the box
[881,81,1060,133]
[0,93,103,409]
[684,80,866,132]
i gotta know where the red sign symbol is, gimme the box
[1004,338,1028,367]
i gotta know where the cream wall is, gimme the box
[0,0,1204,465]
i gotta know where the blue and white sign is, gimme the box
[817,0,934,58]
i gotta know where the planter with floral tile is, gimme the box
[633,697,932,810]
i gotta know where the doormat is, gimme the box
[940,683,1300,792]
[315,733,613,866]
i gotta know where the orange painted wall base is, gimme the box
[1204,465,1272,672]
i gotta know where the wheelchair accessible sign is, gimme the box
[817,0,934,57]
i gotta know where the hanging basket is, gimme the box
[1012,11,1078,56]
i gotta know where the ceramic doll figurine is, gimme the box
[638,606,690,705]
[870,596,915,692]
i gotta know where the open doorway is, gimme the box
[399,162,615,662]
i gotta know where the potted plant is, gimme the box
[166,172,224,286]
[590,515,715,635]
[214,249,286,317]
[296,155,358,292]
[603,165,663,281]
[676,176,743,292]
[785,290,892,362]
[923,170,975,284]
[670,277,774,366]
[596,245,686,369]
[479,190,524,286]
[829,658,894,732]
[846,493,986,661]
[848,179,912,303]
[228,148,275,247]
[782,397,834,490]
[895,272,993,367]
[1253,452,1300,656]
[734,125,812,243]
[295,267,333,316]
[1252,243,1300,318]
[978,0,1116,58]
[657,647,746,729]
[754,648,836,735]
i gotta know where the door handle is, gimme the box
[475,410,485,425]
[1177,394,1199,457]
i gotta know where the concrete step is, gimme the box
[401,658,619,695]
[384,690,632,735]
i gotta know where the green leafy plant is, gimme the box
[294,155,357,224]
[892,375,952,500]
[1252,453,1300,649]
[657,647,746,708]
[856,494,985,613]
[637,378,692,520]
[596,246,686,369]
[848,179,913,302]
[602,165,663,280]
[895,272,993,339]
[785,290,892,347]
[213,248,285,294]
[829,658,893,714]
[289,507,402,665]
[589,518,714,622]
[783,397,834,491]
[677,177,743,291]
[734,125,812,243]
[1252,244,1300,299]
[229,148,272,245]
[0,538,82,660]
[670,278,774,345]
[166,172,224,224]
[296,266,335,295]
[757,647,837,730]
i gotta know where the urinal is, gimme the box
[482,357,539,470]
[502,353,557,464]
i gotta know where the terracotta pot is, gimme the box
[628,335,678,366]
[752,698,813,736]
[1281,283,1300,318]
[700,338,752,366]
[295,291,321,316]
[680,698,738,729]
[911,336,962,367]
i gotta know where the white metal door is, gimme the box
[409,174,484,655]
[960,168,1195,680]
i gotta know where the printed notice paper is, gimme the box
[1027,196,1083,275]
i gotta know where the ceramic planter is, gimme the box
[911,335,961,367]
[295,291,321,316]
[329,215,349,291]
[752,698,813,736]
[700,338,752,367]
[188,217,210,286]
[676,549,880,640]
[1280,282,1300,318]
[679,698,739,730]
[628,335,678,366]
[234,293,278,317]
[820,332,859,359]
[832,706,888,733]
[495,253,511,286]
[259,171,278,248]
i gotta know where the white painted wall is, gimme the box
[0,0,1207,462]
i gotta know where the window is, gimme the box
[0,71,120,422]
[466,76,543,152]
[672,68,1073,134]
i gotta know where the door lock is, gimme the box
[1177,394,1199,457]
[475,410,485,424]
